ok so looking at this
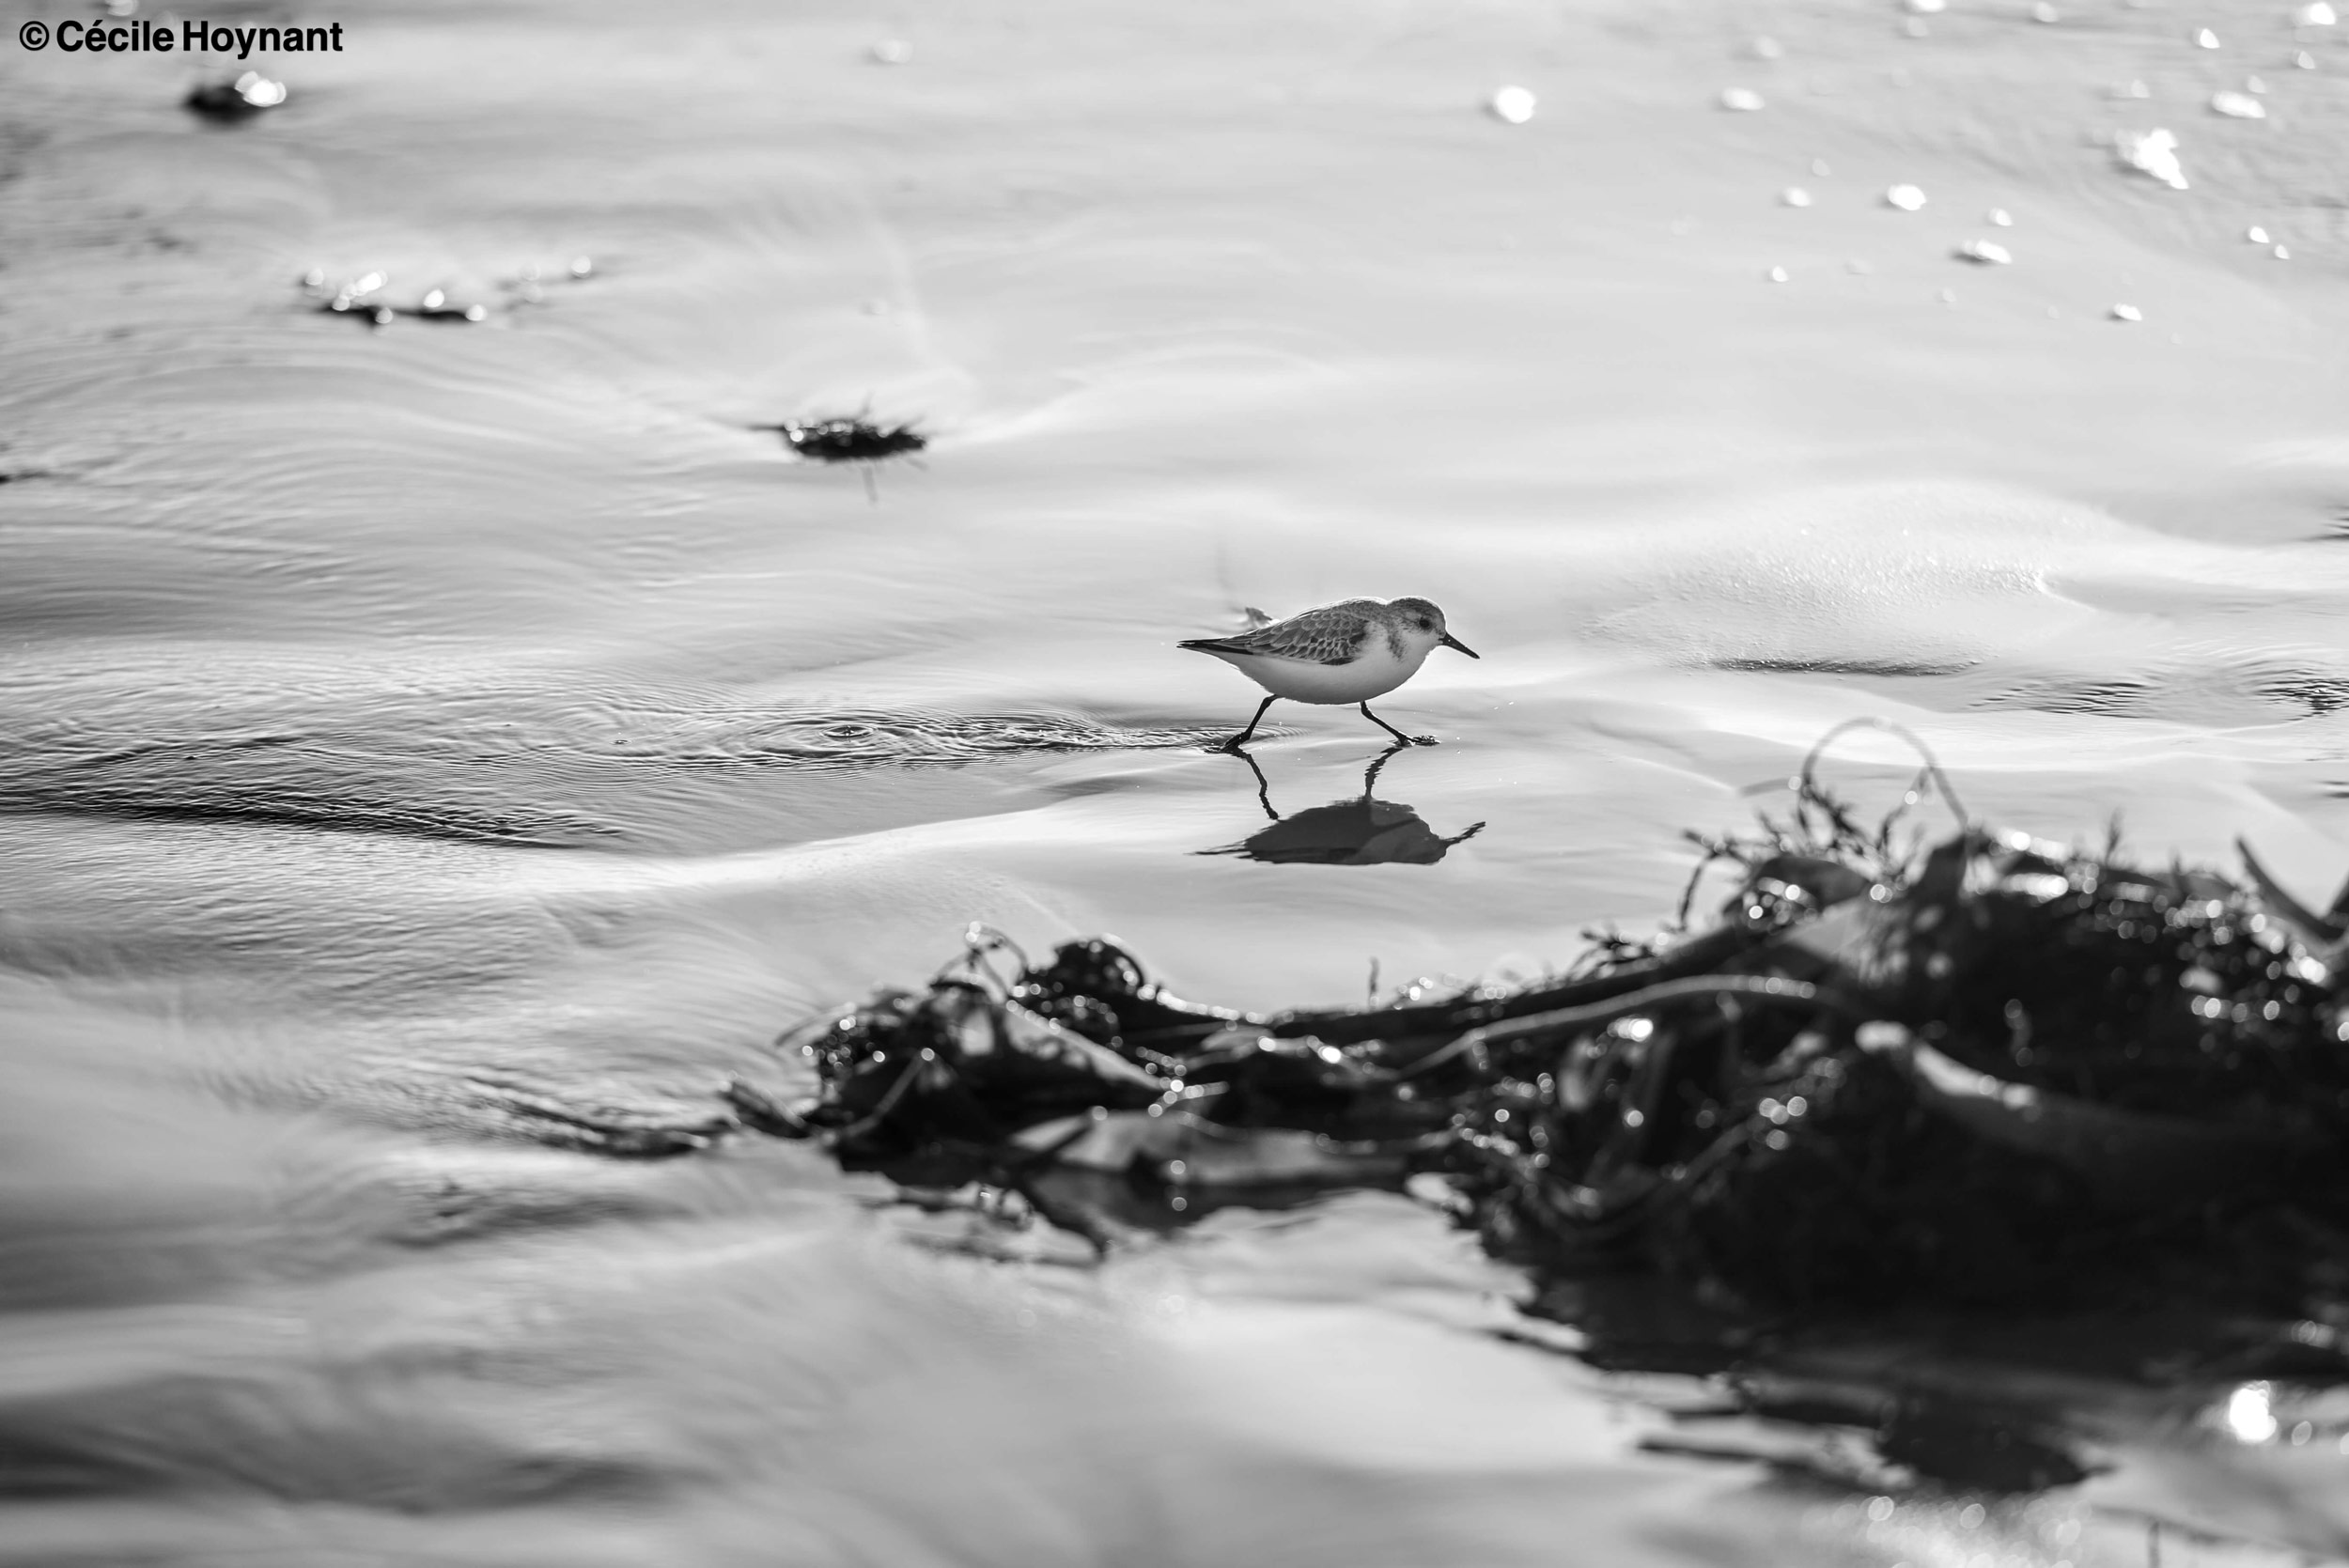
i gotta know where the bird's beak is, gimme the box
[1439,632,1480,660]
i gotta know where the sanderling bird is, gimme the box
[1178,596,1479,749]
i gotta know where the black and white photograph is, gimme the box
[5,1,2349,1563]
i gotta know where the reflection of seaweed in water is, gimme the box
[1202,744,1485,865]
[1540,1269,2102,1495]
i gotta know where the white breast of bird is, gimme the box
[1213,639,1419,705]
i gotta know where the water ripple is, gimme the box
[1975,655,2349,724]
[0,663,1220,847]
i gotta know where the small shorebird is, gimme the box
[1178,596,1479,749]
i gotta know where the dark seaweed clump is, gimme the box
[758,418,926,463]
[299,272,492,328]
[733,731,2349,1315]
[185,73,287,119]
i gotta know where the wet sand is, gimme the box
[4,0,2349,1561]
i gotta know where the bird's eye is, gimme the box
[1416,618,1433,630]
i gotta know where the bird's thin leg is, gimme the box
[1360,702,1431,748]
[1224,695,1276,751]
[1232,747,1278,819]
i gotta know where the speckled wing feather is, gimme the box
[1181,604,1370,665]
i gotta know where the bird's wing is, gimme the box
[1186,605,1370,665]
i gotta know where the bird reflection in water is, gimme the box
[1204,743,1485,865]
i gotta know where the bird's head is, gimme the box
[1387,597,1479,660]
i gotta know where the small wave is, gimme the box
[446,1071,737,1159]
[1711,657,1977,679]
[0,1401,674,1511]
[2260,675,2349,719]
[1975,677,2161,719]
[0,756,621,847]
[0,662,1221,847]
[1975,657,2349,723]
[679,706,1219,768]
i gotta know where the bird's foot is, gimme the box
[1218,735,1258,753]
[1408,734,1439,747]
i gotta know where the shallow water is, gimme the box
[5,0,2349,1560]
